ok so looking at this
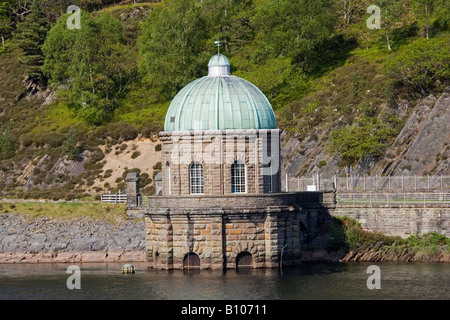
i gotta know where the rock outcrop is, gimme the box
[281,87,450,178]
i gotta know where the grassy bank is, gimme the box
[0,201,128,224]
[327,217,450,262]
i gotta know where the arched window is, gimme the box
[190,162,204,194]
[231,161,246,193]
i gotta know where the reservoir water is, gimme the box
[0,262,448,300]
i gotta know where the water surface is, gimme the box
[0,262,448,300]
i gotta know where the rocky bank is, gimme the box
[0,213,147,263]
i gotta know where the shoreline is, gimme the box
[1,248,448,264]
[0,250,147,264]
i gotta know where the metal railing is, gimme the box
[285,175,450,192]
[336,193,450,207]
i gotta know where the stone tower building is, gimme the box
[127,51,334,270]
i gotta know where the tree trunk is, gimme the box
[385,24,392,50]
[425,3,429,40]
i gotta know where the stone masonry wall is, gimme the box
[332,206,450,238]
[159,130,281,196]
[143,208,329,270]
[141,192,334,270]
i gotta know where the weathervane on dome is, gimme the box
[214,40,221,55]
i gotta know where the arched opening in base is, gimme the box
[183,252,200,270]
[236,251,253,269]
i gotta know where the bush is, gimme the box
[131,150,141,159]
[152,161,162,170]
[0,130,16,159]
[155,144,162,151]
[384,35,450,95]
[121,168,141,181]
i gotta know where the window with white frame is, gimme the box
[189,162,204,194]
[231,161,246,193]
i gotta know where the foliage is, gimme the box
[0,1,13,49]
[0,130,16,159]
[1,0,450,199]
[42,10,137,124]
[2,201,128,223]
[328,116,396,167]
[13,1,49,83]
[329,216,450,255]
[137,0,210,99]
[63,128,83,160]
[384,34,450,95]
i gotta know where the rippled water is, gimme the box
[0,262,448,300]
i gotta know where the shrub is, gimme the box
[384,35,450,95]
[131,150,141,159]
[0,130,16,159]
[152,161,162,171]
[155,144,162,151]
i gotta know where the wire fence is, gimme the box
[336,193,450,207]
[284,175,450,192]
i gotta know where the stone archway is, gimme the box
[236,251,253,269]
[183,252,200,269]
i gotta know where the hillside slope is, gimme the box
[0,1,449,200]
[281,87,450,178]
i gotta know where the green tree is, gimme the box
[14,0,49,83]
[412,0,450,38]
[251,0,337,73]
[328,117,394,167]
[375,0,402,50]
[0,1,12,50]
[412,0,437,39]
[42,11,137,124]
[63,128,83,160]
[384,35,450,95]
[138,0,210,98]
[0,130,16,159]
[234,57,292,100]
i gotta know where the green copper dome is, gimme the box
[164,54,277,131]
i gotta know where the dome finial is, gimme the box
[214,40,221,55]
